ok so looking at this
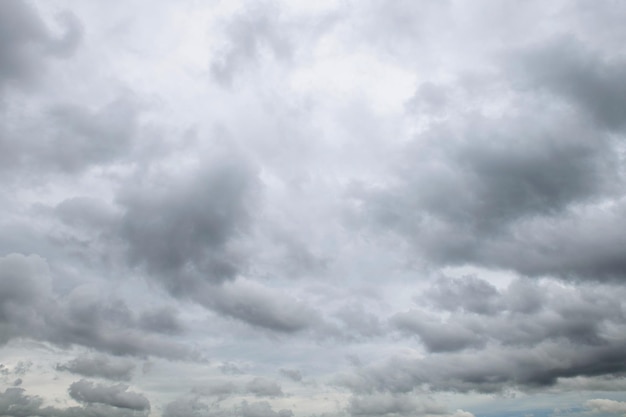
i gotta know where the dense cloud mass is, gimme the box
[1,1,626,417]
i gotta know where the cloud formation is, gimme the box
[1,1,626,417]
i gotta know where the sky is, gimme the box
[1,0,626,416]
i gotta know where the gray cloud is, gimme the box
[420,275,502,315]
[3,1,626,416]
[0,0,81,91]
[56,355,136,381]
[210,3,293,86]
[119,157,257,293]
[348,393,459,417]
[279,369,302,382]
[0,253,197,360]
[138,307,185,335]
[338,337,626,394]
[512,36,626,132]
[356,80,625,280]
[246,378,283,397]
[68,379,150,411]
[393,278,624,353]
[207,279,320,333]
[0,97,138,179]
[585,399,626,415]
[392,310,484,353]
[162,398,292,417]
[0,387,148,417]
[163,397,214,417]
[239,401,293,417]
[192,380,239,398]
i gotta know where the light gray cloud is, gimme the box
[211,3,293,86]
[585,399,626,415]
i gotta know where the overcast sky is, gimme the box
[1,1,626,417]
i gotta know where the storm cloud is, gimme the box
[1,1,626,417]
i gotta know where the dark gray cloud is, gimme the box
[56,355,136,381]
[0,387,148,417]
[68,379,150,411]
[0,253,197,359]
[340,331,626,394]
[116,156,323,332]
[355,73,626,280]
[119,157,257,293]
[512,36,626,132]
[393,278,624,352]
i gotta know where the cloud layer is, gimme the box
[1,1,626,417]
